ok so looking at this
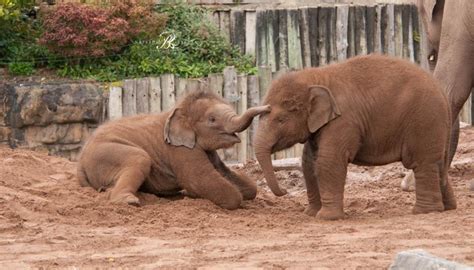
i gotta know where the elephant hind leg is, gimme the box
[440,169,457,211]
[412,162,445,214]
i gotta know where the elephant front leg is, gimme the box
[174,150,243,210]
[412,163,445,214]
[207,151,257,200]
[314,148,347,220]
[302,142,322,216]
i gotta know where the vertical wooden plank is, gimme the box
[355,5,367,55]
[245,10,257,58]
[258,66,272,101]
[366,5,376,54]
[136,77,150,114]
[219,10,231,42]
[247,75,259,159]
[394,5,403,57]
[460,93,472,124]
[230,9,246,54]
[278,8,289,70]
[237,75,248,163]
[149,77,161,114]
[223,66,239,162]
[299,7,312,68]
[308,7,319,67]
[122,79,137,117]
[212,10,220,27]
[108,86,123,120]
[411,5,421,64]
[403,5,415,62]
[374,4,383,53]
[160,74,175,111]
[223,66,239,104]
[287,8,303,70]
[209,73,224,97]
[347,6,356,58]
[198,77,209,92]
[185,79,200,94]
[318,7,329,65]
[175,76,187,101]
[256,9,268,67]
[336,5,349,61]
[266,9,277,72]
[382,4,395,56]
[328,7,337,63]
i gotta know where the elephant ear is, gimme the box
[164,108,196,149]
[417,0,437,22]
[307,85,341,133]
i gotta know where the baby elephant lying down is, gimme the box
[77,91,270,209]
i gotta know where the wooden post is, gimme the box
[328,7,337,63]
[245,10,257,58]
[374,5,383,53]
[460,93,472,124]
[160,74,175,111]
[223,66,239,161]
[212,10,220,27]
[402,5,415,62]
[278,8,289,70]
[122,79,137,117]
[318,7,329,65]
[209,73,224,97]
[308,7,319,67]
[287,8,303,70]
[266,9,277,72]
[411,5,421,64]
[336,5,349,61]
[136,77,150,114]
[108,86,123,120]
[355,6,367,55]
[256,9,268,67]
[258,66,272,101]
[347,6,356,58]
[237,75,248,163]
[230,9,246,54]
[394,5,403,57]
[299,7,312,68]
[366,6,376,54]
[247,74,259,159]
[149,77,161,114]
[219,10,231,42]
[382,4,395,56]
[185,79,200,94]
[175,76,187,101]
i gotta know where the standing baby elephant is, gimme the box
[254,55,457,220]
[77,90,270,209]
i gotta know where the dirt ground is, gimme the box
[0,129,473,269]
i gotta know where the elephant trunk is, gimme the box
[225,105,270,133]
[254,129,287,197]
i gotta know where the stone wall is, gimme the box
[0,82,106,160]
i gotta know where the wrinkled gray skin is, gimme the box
[402,0,474,191]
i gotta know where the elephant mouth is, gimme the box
[220,132,241,143]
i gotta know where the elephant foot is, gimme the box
[401,171,416,192]
[443,196,457,211]
[304,204,321,217]
[412,202,444,214]
[315,206,344,220]
[110,192,141,206]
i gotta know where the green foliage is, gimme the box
[8,61,34,75]
[1,0,256,81]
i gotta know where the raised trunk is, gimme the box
[225,105,270,133]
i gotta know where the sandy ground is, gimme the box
[0,129,473,269]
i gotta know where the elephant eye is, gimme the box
[428,50,437,64]
[208,116,216,123]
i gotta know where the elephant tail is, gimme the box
[77,164,90,187]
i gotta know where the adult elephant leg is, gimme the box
[302,141,322,216]
[206,151,257,200]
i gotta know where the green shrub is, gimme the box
[8,61,34,75]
